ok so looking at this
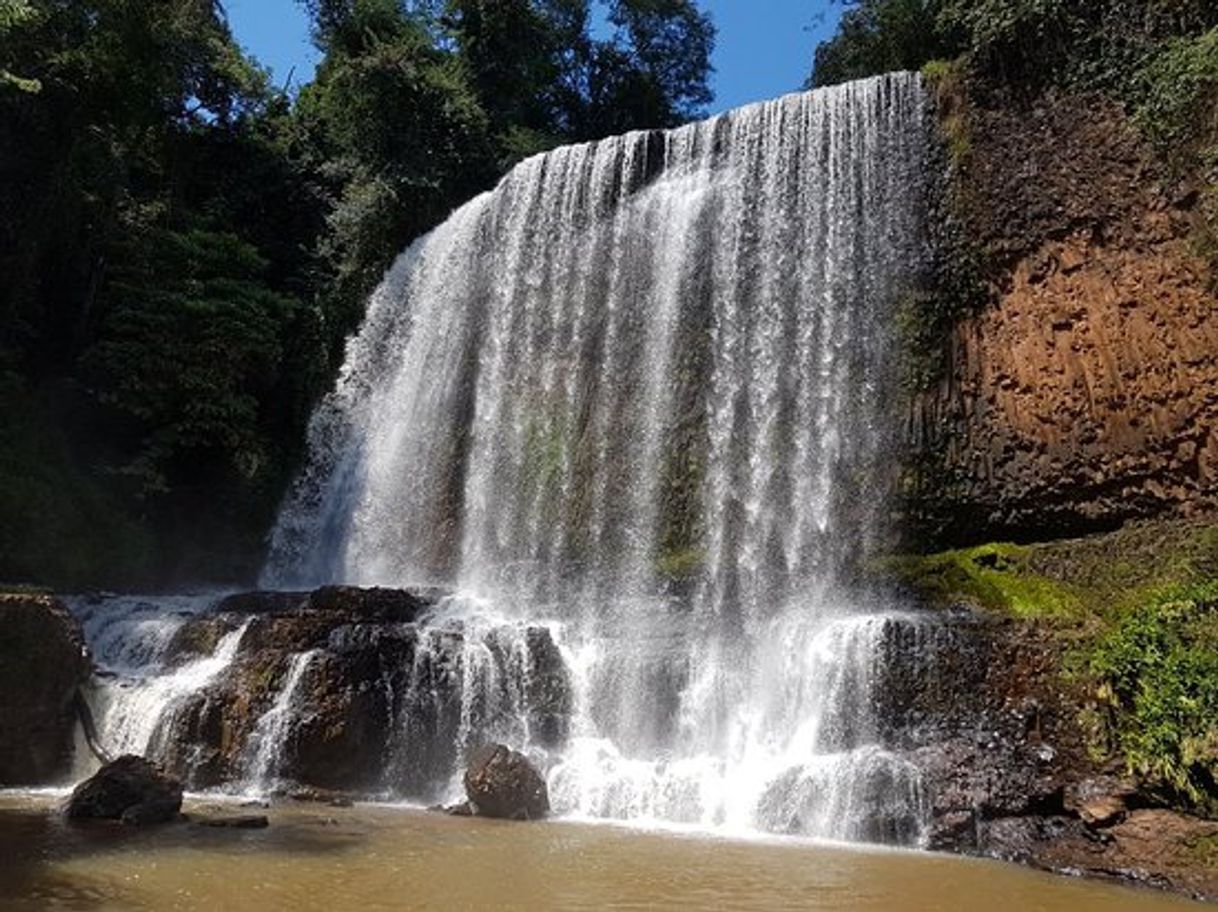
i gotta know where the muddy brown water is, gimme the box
[0,794,1205,911]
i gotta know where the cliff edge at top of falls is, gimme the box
[904,83,1218,547]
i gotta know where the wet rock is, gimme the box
[463,744,549,820]
[214,587,440,624]
[215,591,310,616]
[308,586,440,622]
[1065,777,1137,828]
[143,586,575,805]
[0,593,90,785]
[524,627,573,748]
[65,755,183,825]
[928,810,977,851]
[165,616,237,665]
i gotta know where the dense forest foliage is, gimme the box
[0,0,714,587]
[812,0,1218,188]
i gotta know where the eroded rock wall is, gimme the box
[913,92,1218,542]
[877,607,1218,901]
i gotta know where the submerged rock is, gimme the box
[0,593,90,785]
[194,814,270,829]
[463,744,549,821]
[65,755,183,825]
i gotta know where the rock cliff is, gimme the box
[0,593,90,785]
[911,90,1218,543]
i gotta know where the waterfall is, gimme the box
[242,649,319,795]
[70,595,251,761]
[266,73,930,598]
[264,73,932,840]
[79,74,932,841]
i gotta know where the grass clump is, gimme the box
[1090,581,1218,812]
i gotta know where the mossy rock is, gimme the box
[875,542,1080,619]
[654,546,705,583]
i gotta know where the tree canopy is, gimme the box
[0,0,715,587]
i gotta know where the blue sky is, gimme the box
[223,1,842,114]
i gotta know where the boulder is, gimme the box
[463,744,549,821]
[0,593,90,784]
[65,755,183,825]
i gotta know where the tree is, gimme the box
[811,0,950,88]
[0,0,40,92]
[598,0,714,129]
[293,0,496,339]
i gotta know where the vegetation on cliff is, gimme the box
[1091,581,1218,813]
[0,0,714,588]
[881,520,1218,817]
[815,1,1218,393]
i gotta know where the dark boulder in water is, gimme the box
[65,755,183,825]
[463,743,550,821]
[0,593,90,785]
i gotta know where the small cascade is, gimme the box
[70,595,251,761]
[547,610,926,839]
[242,649,319,794]
[383,599,570,803]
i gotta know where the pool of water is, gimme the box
[0,793,1204,911]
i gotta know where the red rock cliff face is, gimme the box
[914,92,1218,542]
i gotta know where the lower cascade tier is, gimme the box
[68,587,1078,848]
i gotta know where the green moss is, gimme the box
[920,58,957,84]
[923,58,973,167]
[877,542,1080,619]
[1022,522,1218,620]
[881,522,1218,815]
[1089,581,1218,812]
[522,416,568,496]
[1187,834,1218,868]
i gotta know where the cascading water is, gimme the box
[70,594,251,760]
[242,649,319,794]
[261,72,934,842]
